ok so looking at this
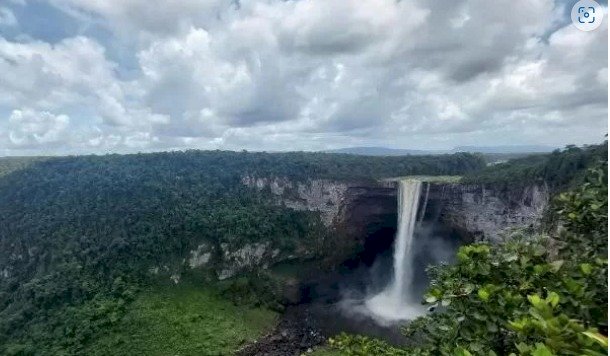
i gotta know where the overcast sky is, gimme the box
[0,0,607,155]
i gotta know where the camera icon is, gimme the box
[578,6,596,24]
[572,0,604,31]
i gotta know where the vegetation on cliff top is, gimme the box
[382,175,462,183]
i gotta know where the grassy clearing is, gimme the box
[382,175,462,183]
[310,345,344,355]
[84,281,278,356]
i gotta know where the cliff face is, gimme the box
[242,176,398,256]
[425,183,549,242]
[243,176,550,245]
[176,176,549,281]
[241,175,359,226]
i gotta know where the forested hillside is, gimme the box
[0,156,46,177]
[0,151,484,354]
[0,145,605,355]
[463,142,607,190]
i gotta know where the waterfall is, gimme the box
[365,179,424,323]
[419,182,430,223]
[389,180,422,301]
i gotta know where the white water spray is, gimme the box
[365,179,425,323]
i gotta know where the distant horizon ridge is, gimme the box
[325,145,557,155]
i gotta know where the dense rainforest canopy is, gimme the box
[0,150,484,354]
[463,142,608,190]
[0,144,606,355]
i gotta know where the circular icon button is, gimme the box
[572,0,604,31]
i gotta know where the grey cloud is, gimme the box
[49,0,232,37]
[395,0,559,82]
[0,7,17,27]
[325,96,392,132]
[447,55,505,82]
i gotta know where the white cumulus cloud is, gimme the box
[7,109,70,147]
[0,0,606,155]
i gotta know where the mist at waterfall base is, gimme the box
[301,180,463,343]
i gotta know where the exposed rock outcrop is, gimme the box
[188,243,213,269]
[241,176,354,226]
[430,183,549,242]
[217,242,280,280]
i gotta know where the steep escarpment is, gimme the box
[242,176,550,255]
[430,183,549,242]
[242,175,397,263]
[181,144,605,281]
[179,177,402,282]
[189,179,548,282]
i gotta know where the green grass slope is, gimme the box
[84,281,277,356]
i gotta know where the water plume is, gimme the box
[364,179,425,323]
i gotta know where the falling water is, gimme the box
[365,179,424,323]
[419,182,430,223]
